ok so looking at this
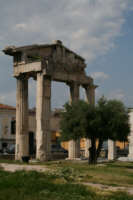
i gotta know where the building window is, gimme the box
[4,125,8,135]
[11,120,16,134]
[2,143,7,148]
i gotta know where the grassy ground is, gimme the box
[1,159,133,187]
[42,160,133,187]
[1,160,133,199]
[0,169,133,200]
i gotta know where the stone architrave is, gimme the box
[68,82,80,159]
[36,73,51,161]
[108,140,116,160]
[15,77,29,160]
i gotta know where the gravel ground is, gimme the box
[0,163,48,172]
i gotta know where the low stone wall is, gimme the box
[0,154,15,160]
[51,152,68,160]
[0,152,68,161]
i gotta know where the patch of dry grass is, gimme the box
[44,161,133,187]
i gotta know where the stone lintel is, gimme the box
[47,72,93,85]
[14,62,42,77]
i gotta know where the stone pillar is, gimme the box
[128,111,133,159]
[85,139,91,158]
[84,85,95,105]
[68,140,80,159]
[68,82,80,159]
[84,85,95,158]
[15,77,29,160]
[128,136,133,160]
[36,73,51,161]
[108,140,116,160]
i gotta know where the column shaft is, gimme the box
[85,139,91,158]
[84,85,95,158]
[68,82,80,159]
[36,74,51,161]
[128,135,133,159]
[15,78,29,160]
[108,140,116,160]
[128,112,133,159]
[85,86,95,105]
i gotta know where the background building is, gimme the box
[0,103,131,159]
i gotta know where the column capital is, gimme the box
[66,81,80,88]
[16,74,29,81]
[83,84,97,105]
[82,84,98,90]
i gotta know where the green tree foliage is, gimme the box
[60,101,88,141]
[60,97,130,164]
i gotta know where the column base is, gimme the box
[15,134,29,161]
[65,157,81,161]
[68,140,80,159]
[36,153,51,162]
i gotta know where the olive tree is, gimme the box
[60,97,130,164]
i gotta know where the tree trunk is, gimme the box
[89,137,97,164]
[88,138,104,164]
[96,138,104,158]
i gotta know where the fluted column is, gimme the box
[128,135,133,159]
[68,82,80,159]
[84,85,96,158]
[128,112,133,159]
[84,85,95,105]
[108,140,116,160]
[84,139,91,158]
[36,74,51,161]
[15,77,29,160]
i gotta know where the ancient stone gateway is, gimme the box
[3,40,97,161]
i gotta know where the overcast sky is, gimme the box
[0,0,133,108]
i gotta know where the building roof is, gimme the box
[3,40,85,61]
[0,103,36,114]
[0,103,16,110]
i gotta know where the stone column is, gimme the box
[108,140,116,160]
[128,136,133,160]
[84,85,95,105]
[84,85,95,158]
[84,139,91,158]
[15,77,29,160]
[128,136,133,159]
[128,111,133,160]
[36,73,51,161]
[68,82,80,159]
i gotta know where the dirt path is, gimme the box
[0,163,48,172]
[0,163,133,195]
[82,182,133,195]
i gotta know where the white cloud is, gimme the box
[91,72,109,81]
[14,23,27,31]
[0,0,132,107]
[108,89,125,101]
[4,0,130,63]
